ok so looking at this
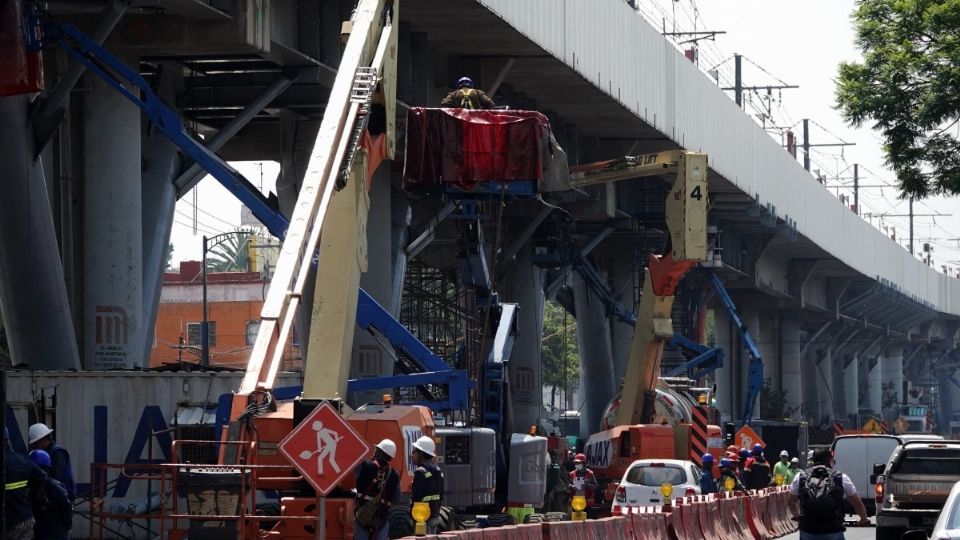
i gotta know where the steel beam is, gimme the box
[496,204,553,277]
[174,73,301,196]
[405,201,455,259]
[801,321,832,357]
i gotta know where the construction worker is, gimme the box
[411,436,443,534]
[785,457,801,484]
[6,427,44,540]
[717,458,747,493]
[699,454,717,494]
[568,453,598,506]
[772,450,791,486]
[440,77,496,110]
[27,424,74,500]
[28,450,73,540]
[737,447,750,476]
[353,439,401,540]
[743,443,772,489]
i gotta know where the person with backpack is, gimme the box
[440,77,496,110]
[353,439,401,540]
[27,450,72,540]
[788,448,869,539]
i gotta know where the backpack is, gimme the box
[799,466,843,523]
[459,89,476,109]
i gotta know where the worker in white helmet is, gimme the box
[353,438,401,540]
[28,423,74,500]
[411,435,443,534]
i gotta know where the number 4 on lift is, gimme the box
[690,185,703,200]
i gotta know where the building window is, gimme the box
[246,321,261,346]
[187,322,217,347]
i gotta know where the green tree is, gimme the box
[836,0,960,197]
[207,231,253,272]
[165,242,175,271]
[759,378,798,420]
[541,301,579,410]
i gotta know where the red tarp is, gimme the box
[402,107,550,191]
[0,0,43,97]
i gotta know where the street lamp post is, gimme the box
[200,231,255,367]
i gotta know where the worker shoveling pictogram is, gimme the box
[299,420,343,476]
[279,402,371,495]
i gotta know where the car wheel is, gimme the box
[875,526,903,540]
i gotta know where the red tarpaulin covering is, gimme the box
[403,108,550,191]
[0,0,43,97]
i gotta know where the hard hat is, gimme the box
[28,423,53,445]
[738,447,749,457]
[29,449,52,468]
[412,435,436,457]
[719,458,732,468]
[726,445,738,454]
[752,443,764,454]
[779,450,789,457]
[701,453,714,463]
[574,453,587,463]
[791,457,800,464]
[456,76,474,88]
[375,439,397,459]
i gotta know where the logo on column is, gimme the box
[95,306,128,345]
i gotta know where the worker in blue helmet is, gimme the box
[29,449,74,540]
[699,453,717,494]
[718,458,747,493]
[440,76,496,110]
[743,443,772,489]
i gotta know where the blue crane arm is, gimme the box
[706,270,763,426]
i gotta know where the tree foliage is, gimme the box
[165,242,175,271]
[836,0,960,197]
[207,231,253,272]
[759,378,798,420]
[541,301,579,408]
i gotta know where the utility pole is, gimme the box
[803,119,810,171]
[853,164,859,216]
[909,197,914,255]
[734,53,743,108]
[201,235,210,367]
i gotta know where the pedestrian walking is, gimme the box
[788,448,869,539]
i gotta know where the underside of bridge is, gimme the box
[1,0,957,438]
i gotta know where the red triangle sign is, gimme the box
[278,401,372,496]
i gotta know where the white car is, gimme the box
[611,459,702,514]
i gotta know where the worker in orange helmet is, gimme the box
[567,453,598,506]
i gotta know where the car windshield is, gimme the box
[626,465,686,486]
[892,449,960,475]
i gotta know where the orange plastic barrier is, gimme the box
[744,491,772,540]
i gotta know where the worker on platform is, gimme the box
[567,453,598,506]
[699,454,717,494]
[28,450,73,540]
[717,458,747,493]
[743,443,772,489]
[411,436,443,534]
[772,450,792,486]
[440,77,496,110]
[785,457,801,484]
[27,424,74,500]
[5,427,45,540]
[353,439,401,540]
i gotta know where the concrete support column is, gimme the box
[712,305,734,421]
[572,272,615,436]
[82,54,143,369]
[503,245,545,433]
[609,256,635,382]
[140,66,181,364]
[881,345,904,420]
[802,343,823,424]
[844,354,859,422]
[866,355,882,415]
[831,349,846,421]
[756,309,778,401]
[349,167,395,407]
[780,318,802,419]
[0,95,80,369]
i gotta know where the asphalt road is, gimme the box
[781,519,877,539]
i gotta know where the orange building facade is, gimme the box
[150,261,301,370]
